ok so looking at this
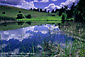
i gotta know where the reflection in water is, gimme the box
[0,24,74,53]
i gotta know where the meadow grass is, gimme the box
[0,5,58,19]
[16,16,62,21]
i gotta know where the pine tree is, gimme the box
[51,9,55,13]
[40,9,42,12]
[44,9,46,12]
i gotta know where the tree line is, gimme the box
[59,0,85,22]
[30,0,85,22]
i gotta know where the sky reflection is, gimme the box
[0,24,74,53]
[0,24,60,41]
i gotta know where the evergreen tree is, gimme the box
[30,8,32,10]
[51,9,55,13]
[44,9,46,12]
[71,3,75,11]
[70,3,75,18]
[66,3,75,19]
[76,0,85,21]
[48,10,49,13]
[40,9,42,12]
[64,5,68,10]
[59,7,65,16]
[55,9,58,13]
[37,8,39,12]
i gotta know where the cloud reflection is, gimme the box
[0,24,60,41]
[0,24,74,53]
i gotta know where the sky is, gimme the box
[0,0,79,11]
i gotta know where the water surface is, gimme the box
[0,24,74,53]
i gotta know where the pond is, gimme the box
[0,24,74,55]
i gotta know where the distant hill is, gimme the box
[0,5,53,19]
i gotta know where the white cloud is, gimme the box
[3,31,9,35]
[45,3,61,10]
[51,0,57,2]
[22,26,35,33]
[34,0,38,2]
[5,33,33,42]
[0,0,23,5]
[16,1,36,9]
[23,33,33,39]
[34,31,38,33]
[40,31,48,34]
[2,43,8,48]
[37,44,43,49]
[60,0,79,7]
[40,0,49,3]
[0,0,36,9]
[0,0,80,10]
[44,0,79,11]
[45,3,60,9]
[12,48,19,54]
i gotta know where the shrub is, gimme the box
[16,13,24,19]
[51,9,55,13]
[2,12,5,14]
[25,14,32,19]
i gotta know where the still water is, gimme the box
[0,24,74,53]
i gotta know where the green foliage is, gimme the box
[73,0,85,22]
[66,0,85,22]
[77,0,85,13]
[25,14,32,19]
[16,13,24,19]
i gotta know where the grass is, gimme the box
[0,5,60,20]
[59,21,85,57]
[60,21,85,41]
[17,16,61,21]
